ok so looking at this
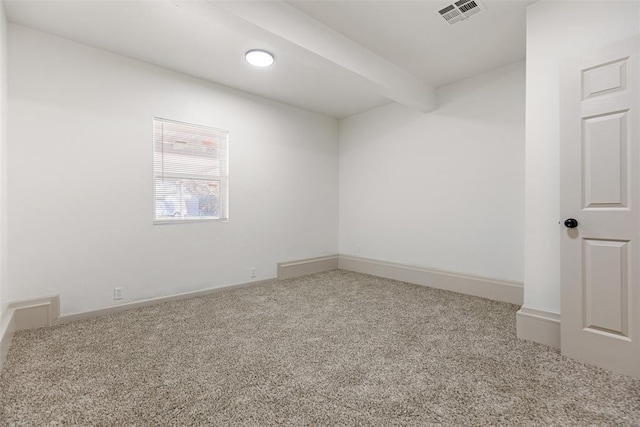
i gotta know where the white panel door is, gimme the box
[560,36,640,378]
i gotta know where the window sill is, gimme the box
[153,218,229,225]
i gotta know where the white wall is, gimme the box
[0,2,6,316]
[524,0,640,314]
[8,25,338,316]
[339,61,525,283]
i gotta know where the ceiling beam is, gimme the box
[173,0,436,113]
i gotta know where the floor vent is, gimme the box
[438,0,485,25]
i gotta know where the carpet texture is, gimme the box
[1,270,639,425]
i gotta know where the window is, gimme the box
[153,118,229,223]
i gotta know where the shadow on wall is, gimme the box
[435,61,526,123]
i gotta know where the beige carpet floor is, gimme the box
[1,270,639,425]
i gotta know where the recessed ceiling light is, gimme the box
[245,49,274,67]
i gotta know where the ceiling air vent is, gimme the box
[438,0,485,25]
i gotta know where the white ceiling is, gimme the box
[3,0,536,118]
[288,0,534,88]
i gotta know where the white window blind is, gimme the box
[153,118,229,222]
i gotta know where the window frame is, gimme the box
[152,117,229,225]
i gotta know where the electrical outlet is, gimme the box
[251,267,256,278]
[114,287,123,300]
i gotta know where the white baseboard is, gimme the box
[0,294,60,371]
[0,309,15,372]
[516,306,561,349]
[9,295,60,331]
[277,255,339,279]
[56,278,276,325]
[338,255,523,305]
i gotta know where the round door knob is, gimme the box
[564,218,578,228]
